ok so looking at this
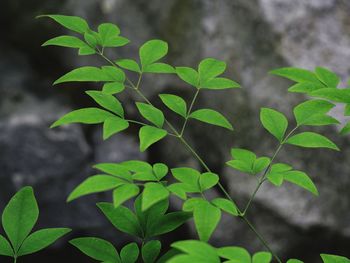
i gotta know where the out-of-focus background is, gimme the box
[1,0,350,262]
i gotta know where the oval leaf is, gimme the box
[286,132,339,151]
[260,108,288,142]
[190,109,233,130]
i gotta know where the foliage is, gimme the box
[3,13,346,263]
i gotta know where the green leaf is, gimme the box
[270,67,321,83]
[252,252,272,263]
[67,175,125,202]
[156,249,181,263]
[98,202,143,237]
[116,59,141,73]
[283,171,319,195]
[231,148,256,163]
[93,163,132,181]
[103,117,129,140]
[340,122,350,135]
[286,132,339,151]
[140,40,168,67]
[167,183,187,200]
[38,15,89,34]
[260,108,288,142]
[217,247,250,263]
[54,66,125,84]
[144,63,175,74]
[86,90,124,117]
[136,103,164,128]
[311,88,350,103]
[288,82,325,94]
[176,67,199,87]
[193,200,221,242]
[84,32,97,48]
[0,234,13,257]
[51,108,115,128]
[153,163,168,180]
[293,100,337,126]
[211,198,238,216]
[183,198,205,212]
[190,109,233,130]
[199,172,219,191]
[102,82,125,94]
[287,259,304,263]
[159,94,187,118]
[139,126,167,152]
[198,58,226,81]
[170,240,220,263]
[142,183,169,211]
[121,243,139,263]
[18,228,71,256]
[98,23,127,48]
[42,36,94,55]
[227,148,258,174]
[171,168,201,192]
[267,163,292,186]
[315,67,340,88]
[142,240,161,263]
[120,160,153,173]
[320,254,350,263]
[201,77,240,89]
[253,157,271,174]
[2,186,39,252]
[113,184,140,207]
[70,237,120,262]
[148,211,192,236]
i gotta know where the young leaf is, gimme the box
[93,163,132,181]
[190,109,233,130]
[315,67,340,88]
[260,108,288,142]
[320,254,350,263]
[103,82,125,94]
[159,94,187,118]
[198,58,226,81]
[193,200,221,242]
[170,240,220,263]
[142,183,169,211]
[18,228,71,256]
[67,175,125,202]
[142,240,161,263]
[136,103,164,128]
[175,67,199,87]
[113,184,140,207]
[103,117,129,140]
[139,126,167,152]
[2,186,39,252]
[86,90,124,117]
[153,163,168,181]
[285,132,339,151]
[51,108,115,128]
[252,252,272,263]
[270,67,320,83]
[0,235,13,257]
[97,202,143,237]
[217,246,250,263]
[140,40,168,68]
[283,171,319,196]
[199,172,219,191]
[38,15,89,34]
[121,243,139,263]
[143,63,175,74]
[201,77,240,89]
[70,237,120,262]
[293,100,336,126]
[116,59,141,73]
[211,198,238,216]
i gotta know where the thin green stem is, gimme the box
[180,89,200,136]
[14,257,17,263]
[242,217,282,263]
[243,126,298,215]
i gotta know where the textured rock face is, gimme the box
[1,0,350,262]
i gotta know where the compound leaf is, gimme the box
[193,200,221,242]
[190,109,233,130]
[139,126,167,152]
[2,186,39,252]
[18,228,71,256]
[159,94,187,118]
[260,108,288,142]
[67,175,125,202]
[286,132,339,151]
[70,237,120,263]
